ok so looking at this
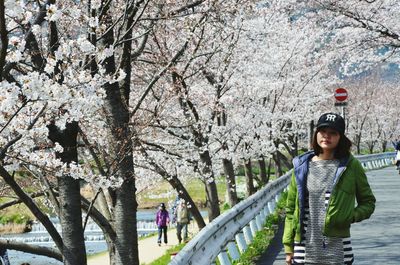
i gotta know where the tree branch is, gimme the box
[0,239,62,261]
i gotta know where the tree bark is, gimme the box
[381,140,387,152]
[244,159,255,197]
[100,6,139,264]
[57,176,87,265]
[267,157,273,182]
[257,156,269,185]
[355,133,362,154]
[200,151,220,221]
[0,239,62,261]
[273,152,283,177]
[47,122,87,265]
[308,120,314,150]
[222,158,238,207]
[102,64,139,265]
[368,142,375,154]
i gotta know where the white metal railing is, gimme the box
[355,152,396,171]
[169,171,291,265]
[169,152,395,265]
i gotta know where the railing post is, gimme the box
[268,201,274,213]
[263,205,270,217]
[260,204,267,220]
[243,224,253,243]
[235,232,247,253]
[217,250,231,265]
[227,241,240,261]
[250,219,259,237]
[256,213,263,230]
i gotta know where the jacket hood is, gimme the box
[293,151,352,169]
[293,151,315,168]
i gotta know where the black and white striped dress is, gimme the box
[293,160,354,265]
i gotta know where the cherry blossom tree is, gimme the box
[0,0,257,264]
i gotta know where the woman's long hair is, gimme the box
[312,128,352,159]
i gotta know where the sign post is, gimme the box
[334,87,348,120]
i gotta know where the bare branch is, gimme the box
[0,239,62,261]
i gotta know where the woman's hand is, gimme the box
[285,253,293,265]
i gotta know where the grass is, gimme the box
[137,176,228,209]
[233,217,278,265]
[232,191,287,265]
[0,197,34,226]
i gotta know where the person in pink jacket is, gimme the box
[156,203,170,246]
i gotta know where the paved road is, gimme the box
[257,166,400,265]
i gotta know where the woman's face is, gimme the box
[317,127,340,151]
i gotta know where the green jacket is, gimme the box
[282,151,376,253]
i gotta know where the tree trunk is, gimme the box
[100,6,139,264]
[267,157,273,182]
[222,158,238,207]
[103,91,139,265]
[308,120,314,150]
[113,180,138,265]
[47,122,87,265]
[355,134,362,154]
[257,156,268,185]
[368,143,375,154]
[244,159,255,197]
[273,152,283,177]
[58,176,86,265]
[276,150,291,169]
[382,140,387,152]
[199,151,220,222]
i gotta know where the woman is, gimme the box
[156,202,170,246]
[283,112,376,265]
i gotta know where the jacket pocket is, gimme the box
[326,188,355,229]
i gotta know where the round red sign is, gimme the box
[334,88,348,102]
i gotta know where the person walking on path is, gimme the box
[283,112,376,265]
[175,199,189,244]
[156,203,170,246]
